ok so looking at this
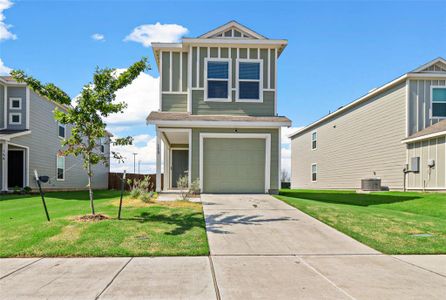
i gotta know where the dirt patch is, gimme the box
[74,214,110,222]
[49,225,82,242]
[111,197,155,208]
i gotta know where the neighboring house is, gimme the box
[147,21,291,194]
[290,57,446,191]
[0,76,110,192]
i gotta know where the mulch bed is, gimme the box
[74,214,110,222]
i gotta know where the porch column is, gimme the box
[1,141,8,192]
[156,128,162,192]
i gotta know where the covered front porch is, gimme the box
[0,140,30,192]
[155,128,191,192]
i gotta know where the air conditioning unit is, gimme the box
[361,178,381,191]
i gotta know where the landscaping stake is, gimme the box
[34,170,50,222]
[118,170,126,220]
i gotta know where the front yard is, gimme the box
[0,190,209,257]
[276,190,446,254]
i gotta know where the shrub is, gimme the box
[140,191,154,203]
[129,188,141,199]
[23,186,32,194]
[190,178,200,195]
[127,176,154,200]
[177,175,189,201]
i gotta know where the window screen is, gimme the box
[238,61,261,100]
[432,87,446,118]
[207,61,229,100]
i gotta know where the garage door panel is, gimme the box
[203,138,265,193]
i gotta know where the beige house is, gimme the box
[290,57,446,191]
[147,21,291,193]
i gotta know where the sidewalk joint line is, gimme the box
[208,256,222,300]
[298,256,358,300]
[95,257,133,299]
[0,258,44,280]
[391,256,446,278]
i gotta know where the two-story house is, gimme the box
[290,57,446,191]
[0,76,110,192]
[147,21,292,193]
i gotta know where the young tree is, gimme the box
[11,58,149,215]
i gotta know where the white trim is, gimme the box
[58,122,66,139]
[430,86,446,119]
[151,119,291,128]
[0,130,31,141]
[169,51,173,92]
[156,127,161,192]
[402,131,446,143]
[179,51,183,92]
[311,163,317,182]
[170,147,189,189]
[405,79,410,137]
[183,38,287,47]
[2,86,6,129]
[311,130,317,150]
[56,154,65,181]
[274,48,278,115]
[188,128,192,187]
[199,133,271,193]
[26,88,30,129]
[162,91,188,95]
[196,47,200,88]
[412,57,446,73]
[198,21,266,40]
[6,147,26,188]
[204,58,232,102]
[268,50,271,89]
[9,97,22,110]
[187,46,192,112]
[278,127,281,190]
[9,113,21,125]
[159,51,163,110]
[235,58,263,103]
[1,141,7,191]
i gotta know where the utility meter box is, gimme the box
[428,159,435,167]
[411,157,420,173]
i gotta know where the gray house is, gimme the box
[0,76,110,192]
[290,57,446,191]
[147,21,291,194]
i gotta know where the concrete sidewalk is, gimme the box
[1,194,445,299]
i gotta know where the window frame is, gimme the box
[236,58,263,103]
[100,137,106,153]
[430,86,446,119]
[58,123,66,139]
[204,58,232,102]
[9,97,22,110]
[311,163,317,182]
[56,155,65,181]
[311,131,317,150]
[9,113,21,125]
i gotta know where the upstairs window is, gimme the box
[58,123,66,139]
[56,155,65,181]
[100,137,106,153]
[237,60,262,102]
[9,113,21,125]
[311,131,317,150]
[432,87,446,118]
[311,164,317,182]
[9,98,22,110]
[205,59,230,101]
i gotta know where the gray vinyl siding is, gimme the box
[192,90,274,115]
[408,79,446,135]
[187,127,279,191]
[161,94,187,112]
[0,84,4,128]
[6,87,27,130]
[10,90,109,190]
[407,136,446,190]
[0,143,2,185]
[291,83,407,190]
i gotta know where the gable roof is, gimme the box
[411,57,446,73]
[290,57,446,139]
[402,120,446,143]
[199,20,266,39]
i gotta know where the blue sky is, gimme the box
[1,0,445,173]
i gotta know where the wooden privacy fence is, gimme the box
[108,172,163,191]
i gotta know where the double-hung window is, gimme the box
[237,59,262,102]
[431,87,446,118]
[58,123,66,139]
[56,155,65,181]
[311,164,317,182]
[311,131,317,150]
[205,59,230,101]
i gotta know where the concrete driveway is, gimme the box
[1,194,445,299]
[202,194,446,300]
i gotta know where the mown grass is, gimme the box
[276,189,446,254]
[0,190,209,257]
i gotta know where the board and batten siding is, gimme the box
[0,84,4,128]
[5,87,27,130]
[160,50,188,112]
[11,91,109,190]
[291,83,407,190]
[407,137,446,190]
[185,127,279,191]
[408,79,446,136]
[191,46,276,116]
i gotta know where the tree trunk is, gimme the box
[87,162,95,215]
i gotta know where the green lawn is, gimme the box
[276,190,446,254]
[0,190,209,257]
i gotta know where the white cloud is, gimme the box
[281,126,302,145]
[105,69,159,126]
[124,22,188,47]
[0,58,12,75]
[0,0,16,41]
[91,33,105,41]
[280,127,302,177]
[110,134,161,174]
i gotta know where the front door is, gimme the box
[171,150,188,188]
[8,150,24,188]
